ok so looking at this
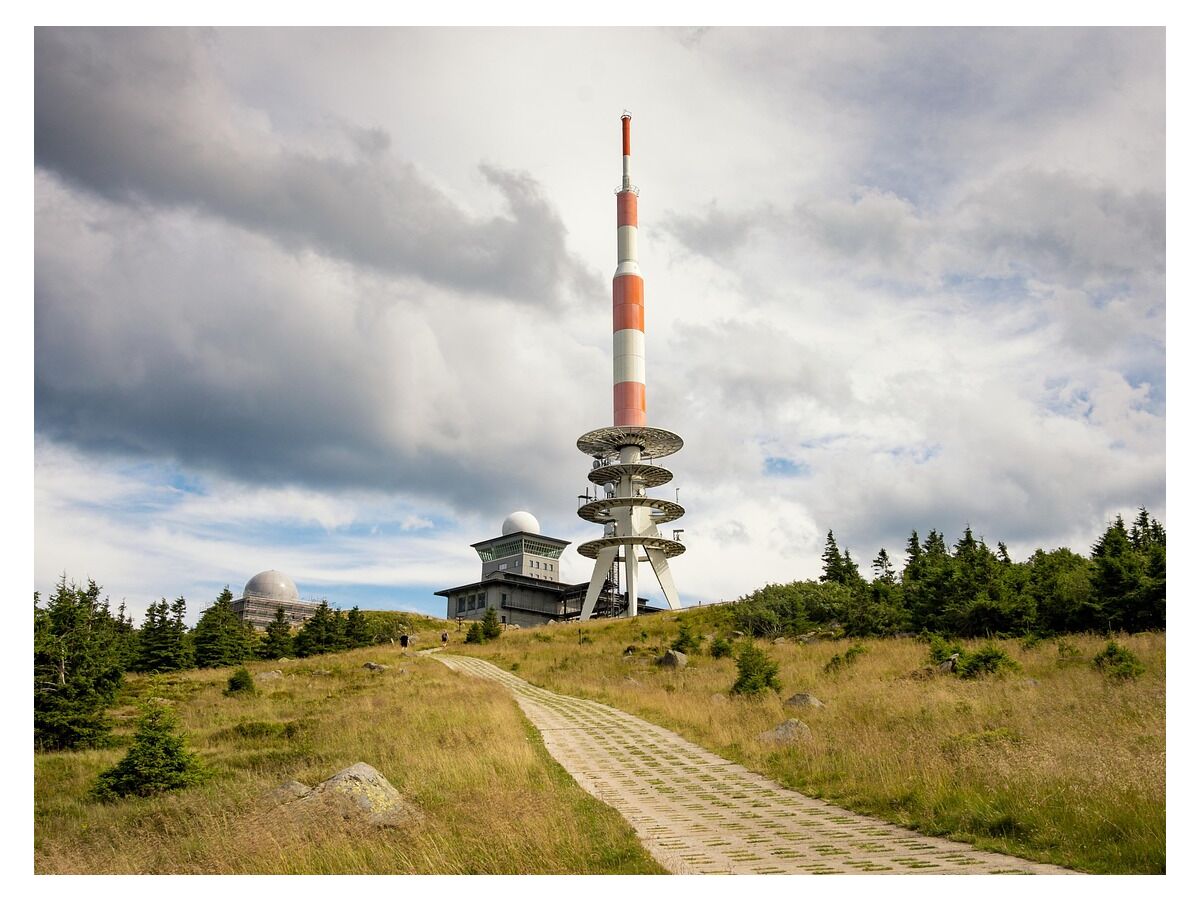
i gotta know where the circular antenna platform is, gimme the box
[577,425,684,460]
[577,535,686,560]
[587,462,674,488]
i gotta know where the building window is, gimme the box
[501,592,508,607]
[457,597,465,613]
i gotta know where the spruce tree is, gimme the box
[871,548,896,584]
[344,606,372,648]
[295,600,336,657]
[261,606,294,658]
[481,606,502,640]
[819,530,844,584]
[34,577,125,751]
[92,702,206,800]
[192,587,251,668]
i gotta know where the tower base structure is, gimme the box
[576,425,685,619]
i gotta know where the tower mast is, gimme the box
[576,113,685,619]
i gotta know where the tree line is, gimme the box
[733,507,1166,640]
[34,580,416,752]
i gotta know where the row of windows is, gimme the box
[456,592,488,613]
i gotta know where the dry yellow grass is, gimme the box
[457,613,1165,874]
[34,640,665,874]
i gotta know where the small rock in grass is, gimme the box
[784,692,825,709]
[758,719,812,744]
[657,649,688,668]
[255,670,284,682]
[267,779,312,804]
[363,662,390,672]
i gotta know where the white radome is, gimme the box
[242,569,300,603]
[501,510,540,536]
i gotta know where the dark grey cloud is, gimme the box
[34,27,594,305]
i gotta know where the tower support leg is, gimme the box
[580,545,618,621]
[646,548,681,610]
[625,540,639,618]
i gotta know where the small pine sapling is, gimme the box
[730,643,782,696]
[91,702,207,800]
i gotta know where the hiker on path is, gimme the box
[441,630,449,646]
[400,633,409,650]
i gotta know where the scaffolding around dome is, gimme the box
[231,568,323,629]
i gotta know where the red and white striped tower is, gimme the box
[613,113,646,427]
[576,113,685,620]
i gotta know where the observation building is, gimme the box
[232,568,322,629]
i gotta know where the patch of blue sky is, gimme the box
[886,443,941,464]
[941,271,1029,305]
[1122,367,1166,414]
[763,456,811,478]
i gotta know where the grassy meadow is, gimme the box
[455,609,1166,874]
[34,632,664,874]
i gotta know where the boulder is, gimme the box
[268,779,312,804]
[909,665,936,680]
[311,669,333,677]
[255,670,284,682]
[310,763,418,825]
[657,649,688,668]
[938,653,959,673]
[277,657,290,662]
[772,637,788,645]
[784,692,825,709]
[758,719,812,744]
[363,662,390,672]
[709,692,729,704]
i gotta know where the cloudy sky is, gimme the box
[33,26,1165,623]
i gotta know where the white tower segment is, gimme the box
[576,114,685,620]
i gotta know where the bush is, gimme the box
[533,632,552,643]
[1056,639,1082,663]
[224,667,256,696]
[1093,640,1145,681]
[957,643,1020,678]
[927,635,966,665]
[464,622,484,644]
[709,636,733,659]
[730,643,782,696]
[481,607,502,640]
[91,703,207,800]
[670,621,701,655]
[824,643,867,674]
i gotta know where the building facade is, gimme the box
[435,511,656,627]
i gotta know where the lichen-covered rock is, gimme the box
[309,763,419,826]
[268,779,312,804]
[363,662,390,672]
[758,719,812,744]
[255,670,284,682]
[657,649,688,668]
[784,692,825,709]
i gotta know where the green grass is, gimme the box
[454,611,1165,874]
[34,641,665,874]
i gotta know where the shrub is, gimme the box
[464,622,484,644]
[709,636,733,659]
[91,703,207,800]
[1093,640,1145,681]
[730,643,782,696]
[957,644,1020,678]
[824,643,867,674]
[1056,639,1082,663]
[481,607,502,640]
[927,635,966,665]
[670,621,701,655]
[533,632,552,643]
[1019,633,1044,651]
[224,667,256,696]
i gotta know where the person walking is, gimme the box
[441,630,449,647]
[400,633,409,650]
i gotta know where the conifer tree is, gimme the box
[34,577,125,750]
[819,530,844,584]
[295,600,337,657]
[344,606,372,648]
[871,548,896,584]
[92,702,206,800]
[261,606,294,658]
[481,606,502,640]
[192,587,251,668]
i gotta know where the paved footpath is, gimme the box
[434,653,1072,875]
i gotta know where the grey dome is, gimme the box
[242,569,300,603]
